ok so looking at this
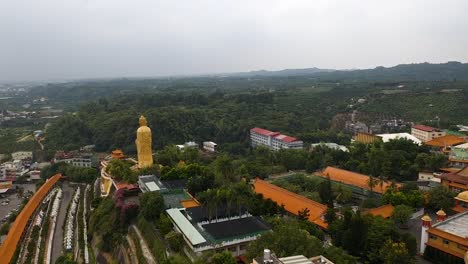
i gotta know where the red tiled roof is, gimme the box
[273,134,299,143]
[251,127,300,143]
[413,124,439,132]
[250,127,279,136]
[253,178,328,228]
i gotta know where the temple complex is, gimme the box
[100,115,154,197]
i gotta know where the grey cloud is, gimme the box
[1,0,467,81]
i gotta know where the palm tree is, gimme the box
[225,188,233,218]
[368,176,376,195]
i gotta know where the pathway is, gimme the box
[131,225,157,264]
[126,235,139,264]
[50,182,73,263]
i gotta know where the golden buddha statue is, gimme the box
[136,115,154,168]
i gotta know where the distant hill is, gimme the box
[231,67,334,77]
[232,61,468,81]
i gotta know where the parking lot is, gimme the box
[0,183,37,223]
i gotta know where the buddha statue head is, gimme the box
[139,115,148,127]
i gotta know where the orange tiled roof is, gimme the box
[364,204,395,218]
[0,174,62,264]
[425,135,465,148]
[180,199,200,208]
[317,167,395,194]
[353,132,382,144]
[253,178,328,228]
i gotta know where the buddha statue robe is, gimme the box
[136,115,154,168]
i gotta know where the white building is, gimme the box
[252,249,334,264]
[202,141,217,153]
[250,127,303,151]
[411,125,445,142]
[11,151,33,161]
[138,175,166,193]
[176,141,198,151]
[54,151,93,168]
[29,170,41,180]
[310,143,349,152]
[0,160,28,181]
[377,132,422,145]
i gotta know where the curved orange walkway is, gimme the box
[0,174,61,264]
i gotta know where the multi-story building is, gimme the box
[421,211,468,263]
[0,160,28,181]
[411,125,446,142]
[54,151,93,168]
[11,151,33,161]
[250,127,303,150]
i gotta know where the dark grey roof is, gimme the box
[202,216,270,240]
[185,205,248,222]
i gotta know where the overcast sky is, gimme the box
[1,0,467,81]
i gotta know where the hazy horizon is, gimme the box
[1,0,468,82]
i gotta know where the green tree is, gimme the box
[392,205,413,226]
[428,186,456,211]
[209,251,236,264]
[298,208,310,221]
[55,253,78,264]
[318,177,333,206]
[379,240,414,264]
[246,223,323,260]
[139,192,165,221]
[105,159,134,182]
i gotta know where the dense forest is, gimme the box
[9,61,462,155]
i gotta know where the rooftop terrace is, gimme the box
[433,211,468,239]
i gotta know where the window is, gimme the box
[429,235,437,240]
[443,239,450,245]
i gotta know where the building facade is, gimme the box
[54,151,93,168]
[440,167,468,194]
[411,125,446,142]
[203,141,217,152]
[421,212,468,263]
[250,127,303,150]
[0,160,28,181]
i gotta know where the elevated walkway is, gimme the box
[0,174,62,264]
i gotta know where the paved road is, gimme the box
[400,213,435,264]
[51,182,74,263]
